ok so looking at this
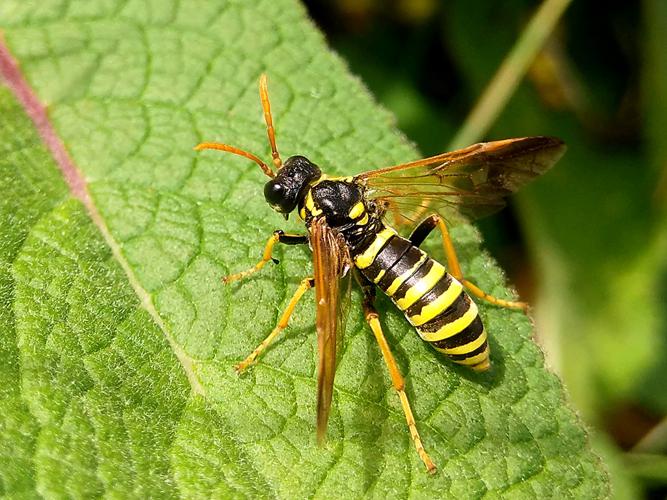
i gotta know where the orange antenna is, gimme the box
[259,74,283,169]
[194,142,275,178]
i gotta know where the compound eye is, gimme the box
[264,180,285,207]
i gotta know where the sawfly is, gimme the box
[195,74,565,473]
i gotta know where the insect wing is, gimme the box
[311,217,350,444]
[356,136,566,225]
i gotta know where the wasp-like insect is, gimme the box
[195,75,565,473]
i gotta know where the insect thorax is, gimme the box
[299,178,384,254]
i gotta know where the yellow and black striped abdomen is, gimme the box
[355,228,490,371]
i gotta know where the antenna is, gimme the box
[193,142,275,178]
[259,74,283,169]
[194,74,283,178]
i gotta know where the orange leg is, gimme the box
[223,230,307,284]
[410,214,528,311]
[357,279,436,474]
[235,277,314,374]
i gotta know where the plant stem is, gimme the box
[448,0,573,149]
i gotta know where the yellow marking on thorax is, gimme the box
[329,175,354,182]
[354,227,396,269]
[304,190,322,216]
[386,253,427,297]
[357,213,369,225]
[311,174,353,185]
[408,278,463,326]
[395,261,446,310]
[435,330,487,355]
[348,202,365,219]
[299,206,307,220]
[418,300,478,342]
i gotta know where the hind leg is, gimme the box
[409,215,527,310]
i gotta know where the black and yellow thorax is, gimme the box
[298,176,385,254]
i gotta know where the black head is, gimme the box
[264,155,321,218]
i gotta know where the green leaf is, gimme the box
[1,0,608,497]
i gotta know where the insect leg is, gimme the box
[356,272,437,474]
[235,276,314,374]
[223,230,308,284]
[411,215,527,310]
[408,214,439,247]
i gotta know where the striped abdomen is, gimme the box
[354,227,490,371]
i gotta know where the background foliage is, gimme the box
[1,0,655,497]
[303,0,667,497]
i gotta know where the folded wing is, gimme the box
[356,136,566,225]
[310,217,350,444]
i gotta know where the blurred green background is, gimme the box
[303,0,667,497]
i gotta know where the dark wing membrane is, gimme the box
[356,136,566,225]
[310,217,350,444]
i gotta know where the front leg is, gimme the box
[236,277,314,373]
[224,230,308,283]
